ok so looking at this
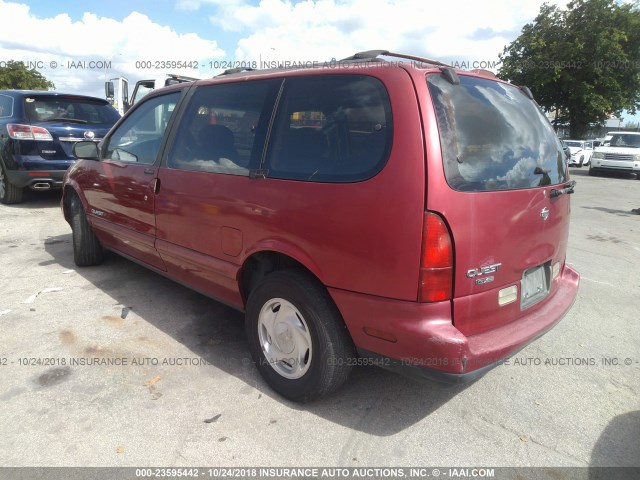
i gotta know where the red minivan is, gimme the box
[63,51,579,402]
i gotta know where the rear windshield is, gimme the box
[24,96,120,125]
[427,74,567,191]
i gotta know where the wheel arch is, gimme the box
[62,182,88,223]
[238,248,325,307]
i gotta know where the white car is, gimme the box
[590,131,640,178]
[564,140,593,167]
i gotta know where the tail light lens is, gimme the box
[419,212,454,302]
[7,124,53,141]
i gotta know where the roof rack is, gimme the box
[340,50,452,68]
[167,73,199,82]
[217,67,256,76]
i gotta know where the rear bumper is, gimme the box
[5,156,74,189]
[590,159,640,174]
[6,169,67,189]
[329,265,580,383]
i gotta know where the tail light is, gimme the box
[419,212,454,302]
[7,124,53,141]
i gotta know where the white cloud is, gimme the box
[0,0,224,97]
[202,0,567,67]
[176,0,243,11]
[0,0,573,99]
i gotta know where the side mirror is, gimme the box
[105,81,115,99]
[73,141,99,160]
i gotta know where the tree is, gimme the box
[498,0,640,138]
[0,61,55,90]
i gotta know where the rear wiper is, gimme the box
[44,117,88,124]
[550,180,576,198]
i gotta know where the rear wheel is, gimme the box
[70,195,104,266]
[0,165,24,204]
[245,270,356,402]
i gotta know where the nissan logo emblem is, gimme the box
[83,131,95,140]
[540,207,550,220]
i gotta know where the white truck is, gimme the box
[105,74,198,115]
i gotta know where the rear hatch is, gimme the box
[22,95,119,160]
[425,73,573,336]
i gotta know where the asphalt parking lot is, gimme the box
[0,168,638,469]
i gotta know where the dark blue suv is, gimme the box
[0,90,120,203]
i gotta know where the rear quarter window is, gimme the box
[0,95,13,118]
[266,75,392,183]
[428,74,567,191]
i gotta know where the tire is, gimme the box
[70,195,104,266]
[245,270,356,402]
[577,155,584,167]
[588,167,598,177]
[0,164,24,204]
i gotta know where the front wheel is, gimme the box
[245,270,356,402]
[70,195,104,266]
[588,167,598,177]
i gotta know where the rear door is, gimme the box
[424,73,573,336]
[154,79,281,306]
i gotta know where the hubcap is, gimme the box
[257,298,312,379]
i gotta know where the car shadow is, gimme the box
[568,168,590,177]
[570,167,639,180]
[44,232,468,436]
[589,410,640,476]
[581,206,637,217]
[6,189,62,209]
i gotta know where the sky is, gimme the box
[0,0,637,124]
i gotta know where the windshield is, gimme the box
[608,133,640,148]
[427,74,567,191]
[564,141,582,148]
[25,96,120,125]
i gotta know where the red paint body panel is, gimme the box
[155,238,243,307]
[330,263,578,374]
[78,160,166,270]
